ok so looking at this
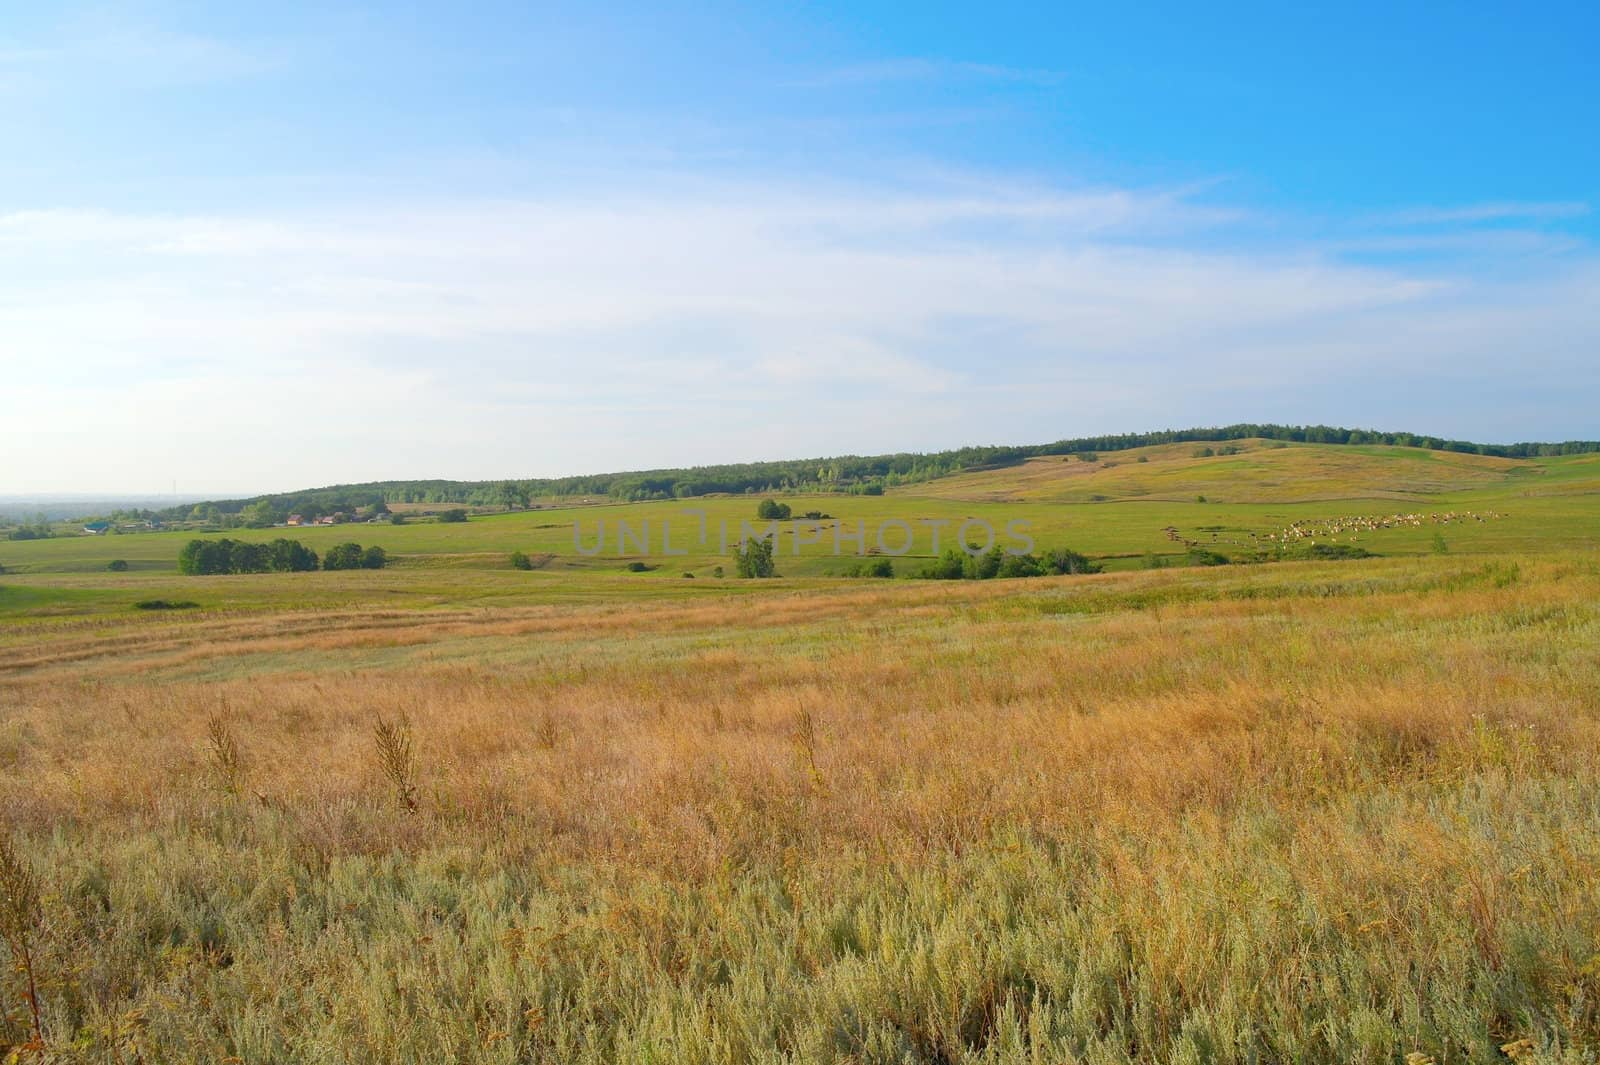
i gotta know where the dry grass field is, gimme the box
[5,549,1600,1062]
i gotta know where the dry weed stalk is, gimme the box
[374,716,420,813]
[0,835,45,1052]
[204,713,245,798]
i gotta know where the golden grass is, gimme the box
[916,440,1534,504]
[2,557,1599,1061]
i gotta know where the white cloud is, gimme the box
[1,177,1596,493]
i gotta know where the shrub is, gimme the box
[1137,455,1150,463]
[510,550,533,570]
[1193,447,1215,458]
[361,546,388,570]
[134,599,199,610]
[997,553,1044,578]
[1043,547,1100,575]
[107,559,129,572]
[438,509,468,524]
[756,499,792,520]
[626,561,650,573]
[921,549,969,580]
[1077,451,1098,463]
[867,558,894,578]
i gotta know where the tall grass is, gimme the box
[2,556,1599,1061]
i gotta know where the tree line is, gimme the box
[178,539,387,575]
[136,424,1600,524]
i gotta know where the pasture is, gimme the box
[3,441,1600,1062]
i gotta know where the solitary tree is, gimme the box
[735,537,777,578]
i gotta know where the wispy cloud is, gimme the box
[1375,201,1591,226]
[787,57,1067,90]
[0,16,277,94]
[4,171,1596,493]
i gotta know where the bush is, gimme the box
[996,553,1044,578]
[920,549,968,580]
[712,566,724,578]
[361,546,388,570]
[626,561,650,572]
[135,599,198,610]
[756,499,792,520]
[438,509,468,524]
[1192,447,1215,458]
[1137,455,1150,463]
[735,537,777,578]
[1043,547,1100,575]
[1077,451,1098,463]
[107,559,129,572]
[510,551,533,570]
[1295,543,1374,561]
[867,558,894,578]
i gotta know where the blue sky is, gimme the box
[2,2,1597,493]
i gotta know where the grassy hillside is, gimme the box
[915,439,1554,503]
[4,438,1600,1061]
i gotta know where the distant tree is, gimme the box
[240,500,282,528]
[178,539,234,575]
[228,541,271,574]
[867,557,894,578]
[626,561,650,573]
[1077,451,1098,463]
[712,566,725,578]
[323,543,365,571]
[972,546,1005,580]
[268,538,319,572]
[1043,547,1100,575]
[438,509,468,524]
[922,549,967,580]
[1193,447,1215,458]
[756,499,792,520]
[107,559,129,572]
[997,553,1044,578]
[509,550,533,570]
[361,546,388,570]
[735,537,777,578]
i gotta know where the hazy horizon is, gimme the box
[5,3,1597,495]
